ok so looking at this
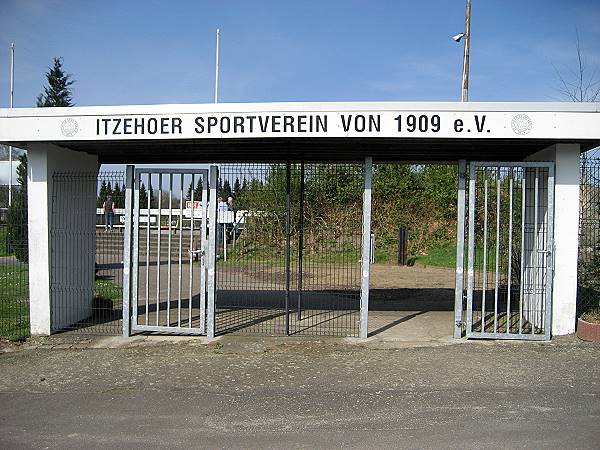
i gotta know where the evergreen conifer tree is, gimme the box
[36,58,75,107]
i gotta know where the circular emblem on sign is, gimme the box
[60,118,79,137]
[511,114,532,135]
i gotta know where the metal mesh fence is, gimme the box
[578,156,600,318]
[215,163,361,337]
[50,170,124,334]
[0,183,29,340]
[468,165,551,338]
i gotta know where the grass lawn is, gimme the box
[0,263,123,341]
[95,278,122,302]
[415,243,457,268]
[0,226,12,257]
[0,263,29,341]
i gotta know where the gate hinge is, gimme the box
[455,320,464,328]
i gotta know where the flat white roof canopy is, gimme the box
[1,101,599,162]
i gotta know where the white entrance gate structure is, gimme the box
[0,102,598,339]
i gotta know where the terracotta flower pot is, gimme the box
[576,317,600,342]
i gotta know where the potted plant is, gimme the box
[577,309,600,342]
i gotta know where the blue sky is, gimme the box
[0,0,599,107]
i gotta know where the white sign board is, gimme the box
[1,102,599,143]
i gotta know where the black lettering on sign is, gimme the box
[234,116,244,133]
[258,116,269,133]
[454,119,463,132]
[316,115,327,132]
[297,115,307,132]
[195,116,204,133]
[207,117,218,133]
[431,115,440,132]
[172,117,182,134]
[148,118,158,134]
[474,115,486,133]
[272,115,281,132]
[112,118,122,134]
[123,118,132,135]
[160,117,169,134]
[221,116,231,133]
[341,114,379,132]
[134,118,145,134]
[283,115,294,132]
[247,115,256,133]
[341,115,352,132]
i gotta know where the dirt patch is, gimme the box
[370,264,456,289]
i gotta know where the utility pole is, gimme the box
[461,0,471,102]
[214,29,220,104]
[8,42,14,206]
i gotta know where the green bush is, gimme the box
[6,155,28,262]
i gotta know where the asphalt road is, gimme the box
[0,336,599,449]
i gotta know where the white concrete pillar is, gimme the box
[27,143,98,335]
[527,143,580,335]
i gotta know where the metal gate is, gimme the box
[214,162,365,337]
[124,167,217,335]
[464,162,554,340]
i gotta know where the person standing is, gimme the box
[103,194,116,231]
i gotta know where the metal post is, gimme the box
[359,157,373,339]
[8,42,15,206]
[214,29,220,104]
[466,163,476,335]
[206,166,218,338]
[454,160,467,338]
[132,172,141,330]
[297,159,305,321]
[461,0,471,102]
[122,165,134,337]
[544,165,555,339]
[285,160,291,335]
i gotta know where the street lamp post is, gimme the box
[461,0,471,102]
[453,0,472,102]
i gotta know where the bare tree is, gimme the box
[553,32,600,102]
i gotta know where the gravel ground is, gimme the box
[0,335,599,449]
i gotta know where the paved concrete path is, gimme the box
[0,335,599,449]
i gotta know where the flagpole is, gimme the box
[8,42,14,206]
[214,29,220,104]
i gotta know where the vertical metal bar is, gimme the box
[200,172,208,333]
[145,174,151,325]
[493,168,501,333]
[297,159,305,322]
[507,171,514,334]
[156,173,162,326]
[454,160,467,338]
[207,166,219,338]
[167,174,172,326]
[466,163,476,336]
[359,157,373,339]
[544,165,555,339]
[132,172,141,329]
[285,160,291,335]
[178,174,183,327]
[223,223,227,261]
[519,168,526,334]
[532,168,539,334]
[122,166,134,337]
[189,174,195,327]
[481,172,489,332]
